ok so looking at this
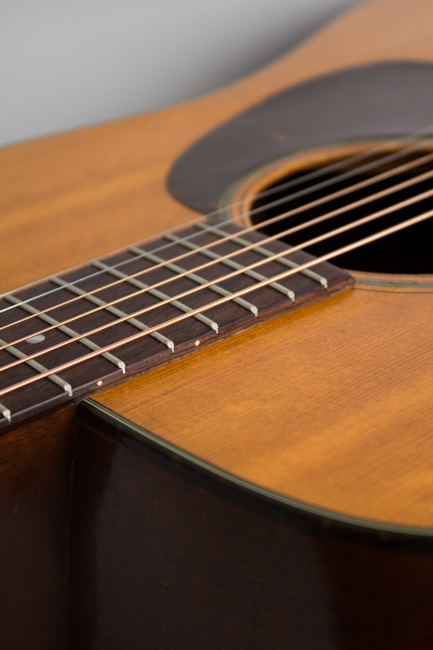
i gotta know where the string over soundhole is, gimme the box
[224,140,433,275]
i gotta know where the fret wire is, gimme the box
[88,166,433,315]
[92,260,219,333]
[1,205,432,402]
[2,147,433,334]
[0,402,11,423]
[1,145,432,351]
[50,276,175,352]
[0,337,72,396]
[2,138,432,318]
[129,245,259,317]
[164,232,295,301]
[195,223,327,289]
[4,294,126,373]
[1,181,433,363]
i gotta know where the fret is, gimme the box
[164,232,295,301]
[195,222,328,289]
[129,245,259,317]
[4,294,126,373]
[0,217,353,431]
[50,276,175,353]
[92,260,220,333]
[0,402,11,423]
[0,336,72,396]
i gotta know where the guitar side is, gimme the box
[1,0,433,648]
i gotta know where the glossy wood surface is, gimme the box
[95,281,433,528]
[0,220,351,430]
[1,0,433,294]
[1,0,433,647]
[0,407,75,649]
[69,414,433,650]
[1,0,432,531]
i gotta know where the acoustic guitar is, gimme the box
[1,0,433,647]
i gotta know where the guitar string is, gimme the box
[1,155,432,351]
[2,130,428,303]
[1,152,432,352]
[1,143,432,347]
[1,134,430,315]
[0,203,432,401]
[0,182,432,380]
[1,130,432,315]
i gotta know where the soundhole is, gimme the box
[250,145,433,274]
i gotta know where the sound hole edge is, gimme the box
[220,141,433,281]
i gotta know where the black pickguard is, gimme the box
[168,62,433,213]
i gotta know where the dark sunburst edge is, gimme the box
[79,399,433,552]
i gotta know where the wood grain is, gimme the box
[95,282,433,528]
[1,0,433,293]
[0,0,431,525]
[69,410,433,649]
[0,0,432,647]
[0,222,352,429]
[0,407,75,650]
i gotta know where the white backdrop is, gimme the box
[0,0,361,147]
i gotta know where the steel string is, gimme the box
[1,205,432,400]
[1,132,432,314]
[1,158,432,352]
[0,184,432,379]
[1,145,432,348]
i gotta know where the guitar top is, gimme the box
[1,1,433,648]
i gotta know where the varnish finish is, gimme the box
[168,62,433,213]
[1,0,433,292]
[69,413,433,650]
[0,407,75,649]
[1,1,433,646]
[95,282,433,528]
[0,0,432,526]
[0,221,352,429]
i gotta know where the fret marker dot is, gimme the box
[97,381,103,387]
[195,340,200,347]
[25,334,45,344]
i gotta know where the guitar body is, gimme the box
[1,0,433,647]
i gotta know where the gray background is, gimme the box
[0,0,360,147]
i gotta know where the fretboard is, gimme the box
[0,218,353,428]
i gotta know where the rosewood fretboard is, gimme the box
[0,219,352,428]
